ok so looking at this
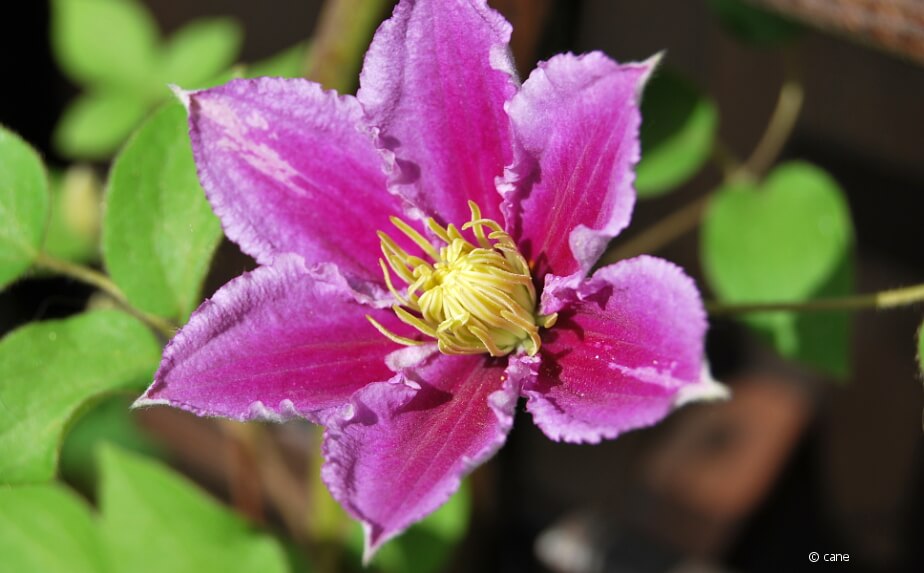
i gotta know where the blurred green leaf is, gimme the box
[52,1,244,158]
[51,0,158,90]
[161,18,243,87]
[0,310,160,485]
[708,0,802,46]
[54,92,150,159]
[43,166,102,264]
[637,70,718,198]
[917,320,924,375]
[350,482,472,573]
[99,446,289,573]
[104,102,223,322]
[0,485,109,573]
[246,43,311,78]
[0,126,48,289]
[60,395,163,493]
[788,254,853,377]
[702,162,854,376]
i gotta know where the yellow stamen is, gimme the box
[367,202,557,357]
[366,315,426,346]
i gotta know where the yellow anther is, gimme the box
[367,202,557,357]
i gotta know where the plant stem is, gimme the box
[35,252,120,297]
[599,193,712,264]
[743,46,804,178]
[34,252,176,338]
[306,0,393,92]
[604,49,805,262]
[256,426,312,543]
[712,139,746,183]
[707,282,924,315]
[221,421,265,525]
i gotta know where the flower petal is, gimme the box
[184,77,400,283]
[358,0,517,224]
[505,52,655,279]
[134,256,406,423]
[525,255,707,443]
[322,353,531,560]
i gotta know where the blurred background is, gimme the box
[1,1,923,572]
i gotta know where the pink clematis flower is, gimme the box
[135,0,724,558]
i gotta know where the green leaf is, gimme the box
[636,71,718,198]
[160,18,243,87]
[246,43,311,79]
[702,162,855,376]
[707,0,802,46]
[351,482,472,573]
[43,167,102,264]
[51,0,159,90]
[0,126,48,288]
[788,254,853,377]
[0,484,109,573]
[0,310,160,484]
[54,92,149,159]
[104,102,223,322]
[99,446,289,573]
[60,395,163,493]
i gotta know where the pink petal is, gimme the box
[358,0,518,224]
[505,52,655,280]
[525,256,707,443]
[134,256,406,423]
[322,353,531,560]
[184,78,402,284]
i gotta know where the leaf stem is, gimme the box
[33,252,176,338]
[712,138,746,183]
[706,282,924,315]
[605,48,805,262]
[599,193,712,264]
[743,46,804,178]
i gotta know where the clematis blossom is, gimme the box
[135,0,725,559]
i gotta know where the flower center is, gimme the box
[367,201,557,357]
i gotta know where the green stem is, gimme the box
[34,252,177,338]
[707,282,924,315]
[711,139,746,183]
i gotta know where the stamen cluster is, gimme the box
[368,201,556,356]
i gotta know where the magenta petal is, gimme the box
[135,256,404,423]
[322,353,531,559]
[525,255,707,443]
[185,78,400,283]
[358,0,517,224]
[506,52,654,279]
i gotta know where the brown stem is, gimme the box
[603,49,805,262]
[743,47,804,178]
[306,0,393,91]
[254,426,312,543]
[221,421,265,525]
[599,193,712,264]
